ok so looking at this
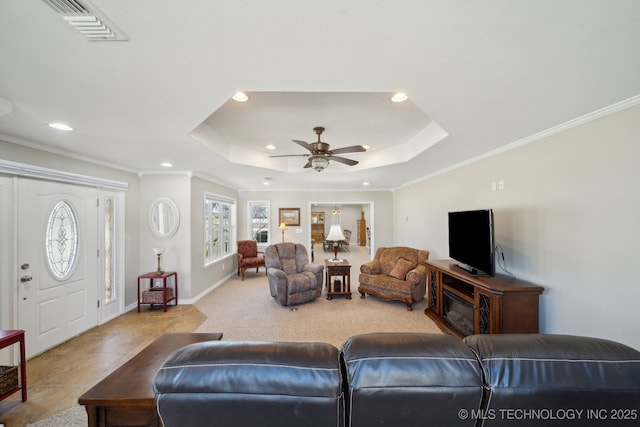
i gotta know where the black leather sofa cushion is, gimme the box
[153,340,344,427]
[464,334,640,426]
[342,333,484,427]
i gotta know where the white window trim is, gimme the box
[204,192,237,268]
[248,200,270,248]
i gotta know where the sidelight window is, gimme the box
[104,196,116,302]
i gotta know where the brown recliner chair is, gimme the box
[265,243,324,306]
[237,240,266,280]
[358,246,429,310]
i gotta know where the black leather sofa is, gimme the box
[153,340,343,427]
[153,333,640,427]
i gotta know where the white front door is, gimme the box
[18,178,99,358]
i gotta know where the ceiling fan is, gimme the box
[270,126,366,172]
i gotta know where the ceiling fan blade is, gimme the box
[292,139,313,152]
[303,159,313,168]
[329,145,367,155]
[327,156,358,166]
[269,154,310,158]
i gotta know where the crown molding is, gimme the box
[0,159,128,191]
[396,94,640,191]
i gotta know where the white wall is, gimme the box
[393,104,640,350]
[139,174,192,299]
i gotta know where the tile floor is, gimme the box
[0,304,206,426]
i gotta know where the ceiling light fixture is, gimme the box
[232,92,249,102]
[48,122,74,131]
[362,181,370,186]
[265,144,276,150]
[391,92,408,103]
[161,162,173,168]
[310,156,329,172]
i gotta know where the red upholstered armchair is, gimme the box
[237,240,266,280]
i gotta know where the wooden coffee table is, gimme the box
[78,332,222,427]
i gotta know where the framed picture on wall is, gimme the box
[279,208,300,226]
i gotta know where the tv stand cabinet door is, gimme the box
[475,289,497,334]
[427,268,441,316]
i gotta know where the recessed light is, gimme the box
[232,92,249,102]
[362,181,370,186]
[48,122,74,131]
[161,162,173,168]
[391,92,408,103]
[263,181,270,186]
[265,144,276,150]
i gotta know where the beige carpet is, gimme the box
[26,406,86,427]
[194,244,442,348]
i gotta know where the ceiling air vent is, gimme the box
[42,0,128,41]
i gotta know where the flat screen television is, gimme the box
[448,209,495,276]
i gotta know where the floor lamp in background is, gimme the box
[280,222,287,243]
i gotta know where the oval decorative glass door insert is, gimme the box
[45,200,79,280]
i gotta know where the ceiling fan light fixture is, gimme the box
[271,126,364,172]
[311,156,329,172]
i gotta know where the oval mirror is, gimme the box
[149,197,180,239]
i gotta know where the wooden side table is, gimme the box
[0,329,27,402]
[324,259,352,300]
[137,271,178,312]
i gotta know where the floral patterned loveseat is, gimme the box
[358,246,429,310]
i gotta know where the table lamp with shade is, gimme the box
[326,224,345,262]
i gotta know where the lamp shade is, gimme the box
[326,224,345,241]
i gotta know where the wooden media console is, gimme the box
[425,259,544,338]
